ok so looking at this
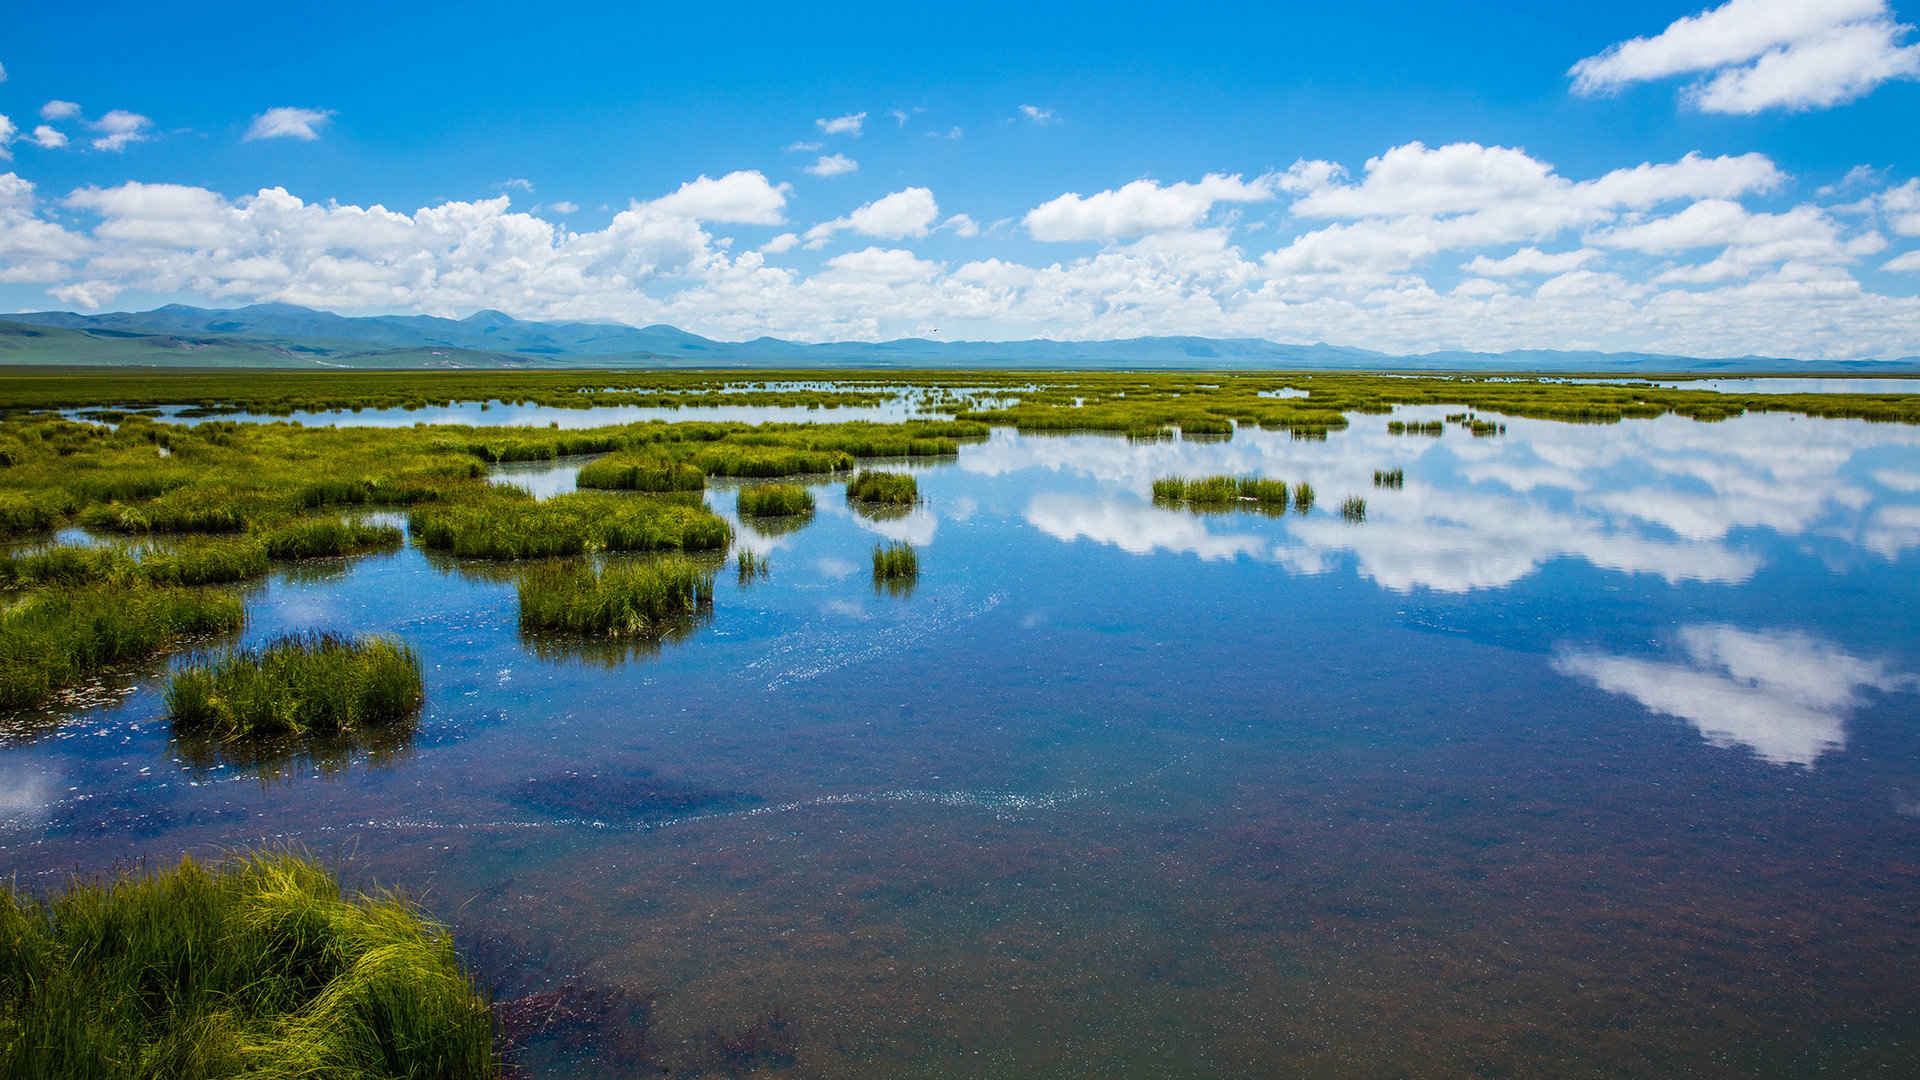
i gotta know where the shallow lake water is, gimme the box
[5,405,1920,1075]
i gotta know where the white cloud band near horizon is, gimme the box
[2,138,1920,360]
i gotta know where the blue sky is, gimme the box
[3,0,1919,358]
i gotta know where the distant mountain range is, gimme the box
[2,302,1915,372]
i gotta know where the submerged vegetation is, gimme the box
[845,470,919,506]
[735,483,815,517]
[167,632,425,740]
[0,851,495,1079]
[517,557,715,638]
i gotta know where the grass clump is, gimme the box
[262,518,405,560]
[0,585,245,709]
[737,549,769,583]
[845,470,918,506]
[517,558,714,638]
[1387,420,1446,436]
[1293,482,1316,513]
[872,541,918,591]
[1340,495,1368,522]
[1152,475,1290,510]
[0,851,495,1079]
[1372,468,1405,489]
[575,454,706,493]
[409,492,731,560]
[736,483,815,517]
[166,632,424,740]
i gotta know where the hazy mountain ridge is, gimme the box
[4,303,1915,372]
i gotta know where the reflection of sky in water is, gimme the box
[5,406,1920,1075]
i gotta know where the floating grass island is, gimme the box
[166,632,425,741]
[517,557,715,638]
[575,453,706,492]
[1154,475,1293,513]
[846,470,919,506]
[0,851,495,1079]
[735,483,815,518]
[872,541,919,593]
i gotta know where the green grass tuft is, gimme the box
[0,585,245,709]
[516,558,715,638]
[1340,495,1367,522]
[845,470,918,506]
[575,454,706,492]
[871,541,918,592]
[261,519,405,560]
[166,632,424,740]
[1372,468,1405,489]
[735,483,814,517]
[736,548,769,583]
[0,851,495,1079]
[1152,475,1290,510]
[409,492,731,560]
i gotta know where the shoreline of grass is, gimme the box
[0,851,495,1078]
[0,584,245,710]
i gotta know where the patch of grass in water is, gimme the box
[166,632,424,740]
[575,454,706,493]
[1372,468,1404,489]
[845,470,918,506]
[735,483,814,518]
[736,548,769,583]
[1341,495,1368,522]
[871,541,918,595]
[0,851,495,1079]
[1293,482,1316,514]
[690,444,853,478]
[516,557,715,638]
[0,584,245,709]
[409,491,731,560]
[261,518,404,560]
[1153,475,1290,511]
[1387,420,1445,436]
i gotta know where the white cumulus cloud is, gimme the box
[41,100,81,121]
[1025,173,1276,242]
[90,110,152,152]
[1569,0,1920,113]
[804,153,858,178]
[245,107,335,141]
[645,171,790,224]
[816,111,866,136]
[804,187,939,247]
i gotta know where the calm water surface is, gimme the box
[4,405,1920,1076]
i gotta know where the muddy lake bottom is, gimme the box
[5,404,1920,1077]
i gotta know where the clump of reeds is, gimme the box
[516,557,714,637]
[0,585,246,709]
[1340,495,1368,522]
[871,541,918,590]
[845,470,918,506]
[1292,482,1316,513]
[1387,420,1445,436]
[736,483,815,517]
[737,548,769,583]
[408,491,731,559]
[0,851,495,1079]
[575,454,706,492]
[1152,475,1289,510]
[261,518,405,560]
[1372,468,1404,489]
[166,632,424,739]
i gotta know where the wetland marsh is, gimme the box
[2,370,1919,1077]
